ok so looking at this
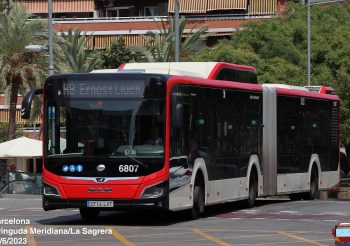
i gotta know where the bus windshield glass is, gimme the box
[44,75,166,158]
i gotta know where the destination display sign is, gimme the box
[62,81,145,98]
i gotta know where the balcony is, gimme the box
[13,0,290,49]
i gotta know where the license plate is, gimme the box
[87,201,114,208]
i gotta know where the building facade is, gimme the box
[10,0,295,50]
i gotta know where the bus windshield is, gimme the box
[46,99,165,157]
[45,76,166,158]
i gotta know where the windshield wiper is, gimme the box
[124,153,149,168]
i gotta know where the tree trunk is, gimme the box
[7,81,19,141]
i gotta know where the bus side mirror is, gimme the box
[332,228,335,236]
[171,103,183,129]
[21,88,43,119]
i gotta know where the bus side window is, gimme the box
[215,68,258,84]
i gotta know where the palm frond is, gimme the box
[135,16,208,62]
[58,28,101,72]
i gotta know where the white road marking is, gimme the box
[238,209,260,213]
[280,210,302,214]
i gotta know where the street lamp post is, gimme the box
[48,0,54,76]
[174,0,180,62]
[307,0,311,86]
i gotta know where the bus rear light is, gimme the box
[43,183,60,197]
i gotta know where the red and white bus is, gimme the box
[21,62,339,220]
[333,222,350,245]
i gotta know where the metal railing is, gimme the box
[32,13,277,23]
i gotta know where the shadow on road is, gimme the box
[37,198,291,226]
[202,198,290,219]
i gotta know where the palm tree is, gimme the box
[134,16,209,62]
[0,4,47,140]
[58,29,102,73]
[0,2,6,12]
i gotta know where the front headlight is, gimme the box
[43,183,60,197]
[141,182,167,199]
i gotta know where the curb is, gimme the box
[0,194,41,199]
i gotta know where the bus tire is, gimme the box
[189,185,204,220]
[305,168,319,200]
[79,208,100,221]
[247,172,257,208]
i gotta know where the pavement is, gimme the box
[0,197,348,246]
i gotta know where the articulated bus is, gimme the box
[21,62,339,220]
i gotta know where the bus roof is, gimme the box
[118,62,256,79]
[263,84,309,92]
[90,69,119,73]
[305,86,336,95]
[263,84,339,100]
[167,75,263,92]
[337,223,350,226]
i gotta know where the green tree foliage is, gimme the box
[0,123,25,143]
[191,40,261,66]
[193,1,350,145]
[0,4,47,140]
[58,29,102,72]
[0,1,7,12]
[133,16,209,62]
[101,38,145,69]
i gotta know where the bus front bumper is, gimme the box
[42,195,169,211]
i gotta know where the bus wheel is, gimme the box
[247,174,257,208]
[305,170,319,200]
[79,208,100,221]
[189,185,204,220]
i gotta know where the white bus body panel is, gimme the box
[262,83,309,92]
[168,184,192,211]
[276,154,339,194]
[120,62,218,78]
[276,155,321,194]
[206,178,243,205]
[277,173,309,194]
[169,155,262,211]
[320,171,339,190]
[90,69,119,73]
[169,158,208,211]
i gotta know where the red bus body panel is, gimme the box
[43,165,169,199]
[167,75,262,92]
[207,62,256,80]
[276,87,339,101]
